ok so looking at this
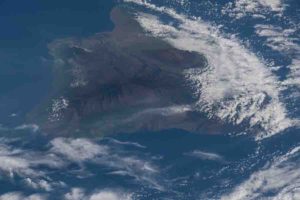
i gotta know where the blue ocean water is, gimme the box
[0,0,115,125]
[0,0,299,199]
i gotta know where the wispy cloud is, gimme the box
[221,145,300,200]
[185,150,224,162]
[15,124,40,132]
[105,138,146,149]
[49,137,163,190]
[0,143,39,178]
[0,135,164,194]
[0,142,66,192]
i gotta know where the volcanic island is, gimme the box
[28,7,228,136]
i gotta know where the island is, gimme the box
[28,7,226,137]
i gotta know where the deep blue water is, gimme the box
[0,0,115,125]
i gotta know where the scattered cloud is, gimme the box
[124,0,295,139]
[221,145,300,200]
[254,24,300,101]
[255,24,299,54]
[222,0,286,19]
[0,136,163,194]
[48,96,69,122]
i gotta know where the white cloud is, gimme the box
[186,150,224,162]
[0,143,36,177]
[255,24,299,53]
[0,136,163,193]
[14,124,39,132]
[0,192,23,200]
[64,188,132,200]
[50,138,108,162]
[0,192,46,200]
[89,190,132,200]
[0,140,66,192]
[64,188,86,200]
[140,105,192,117]
[106,138,146,149]
[49,137,162,190]
[124,0,294,139]
[0,155,29,172]
[25,178,53,192]
[124,105,192,123]
[284,59,300,93]
[255,24,300,98]
[221,145,300,200]
[222,0,286,19]
[100,155,162,190]
[48,96,69,122]
[0,142,64,178]
[221,0,300,104]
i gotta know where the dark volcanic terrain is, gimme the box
[29,7,223,136]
